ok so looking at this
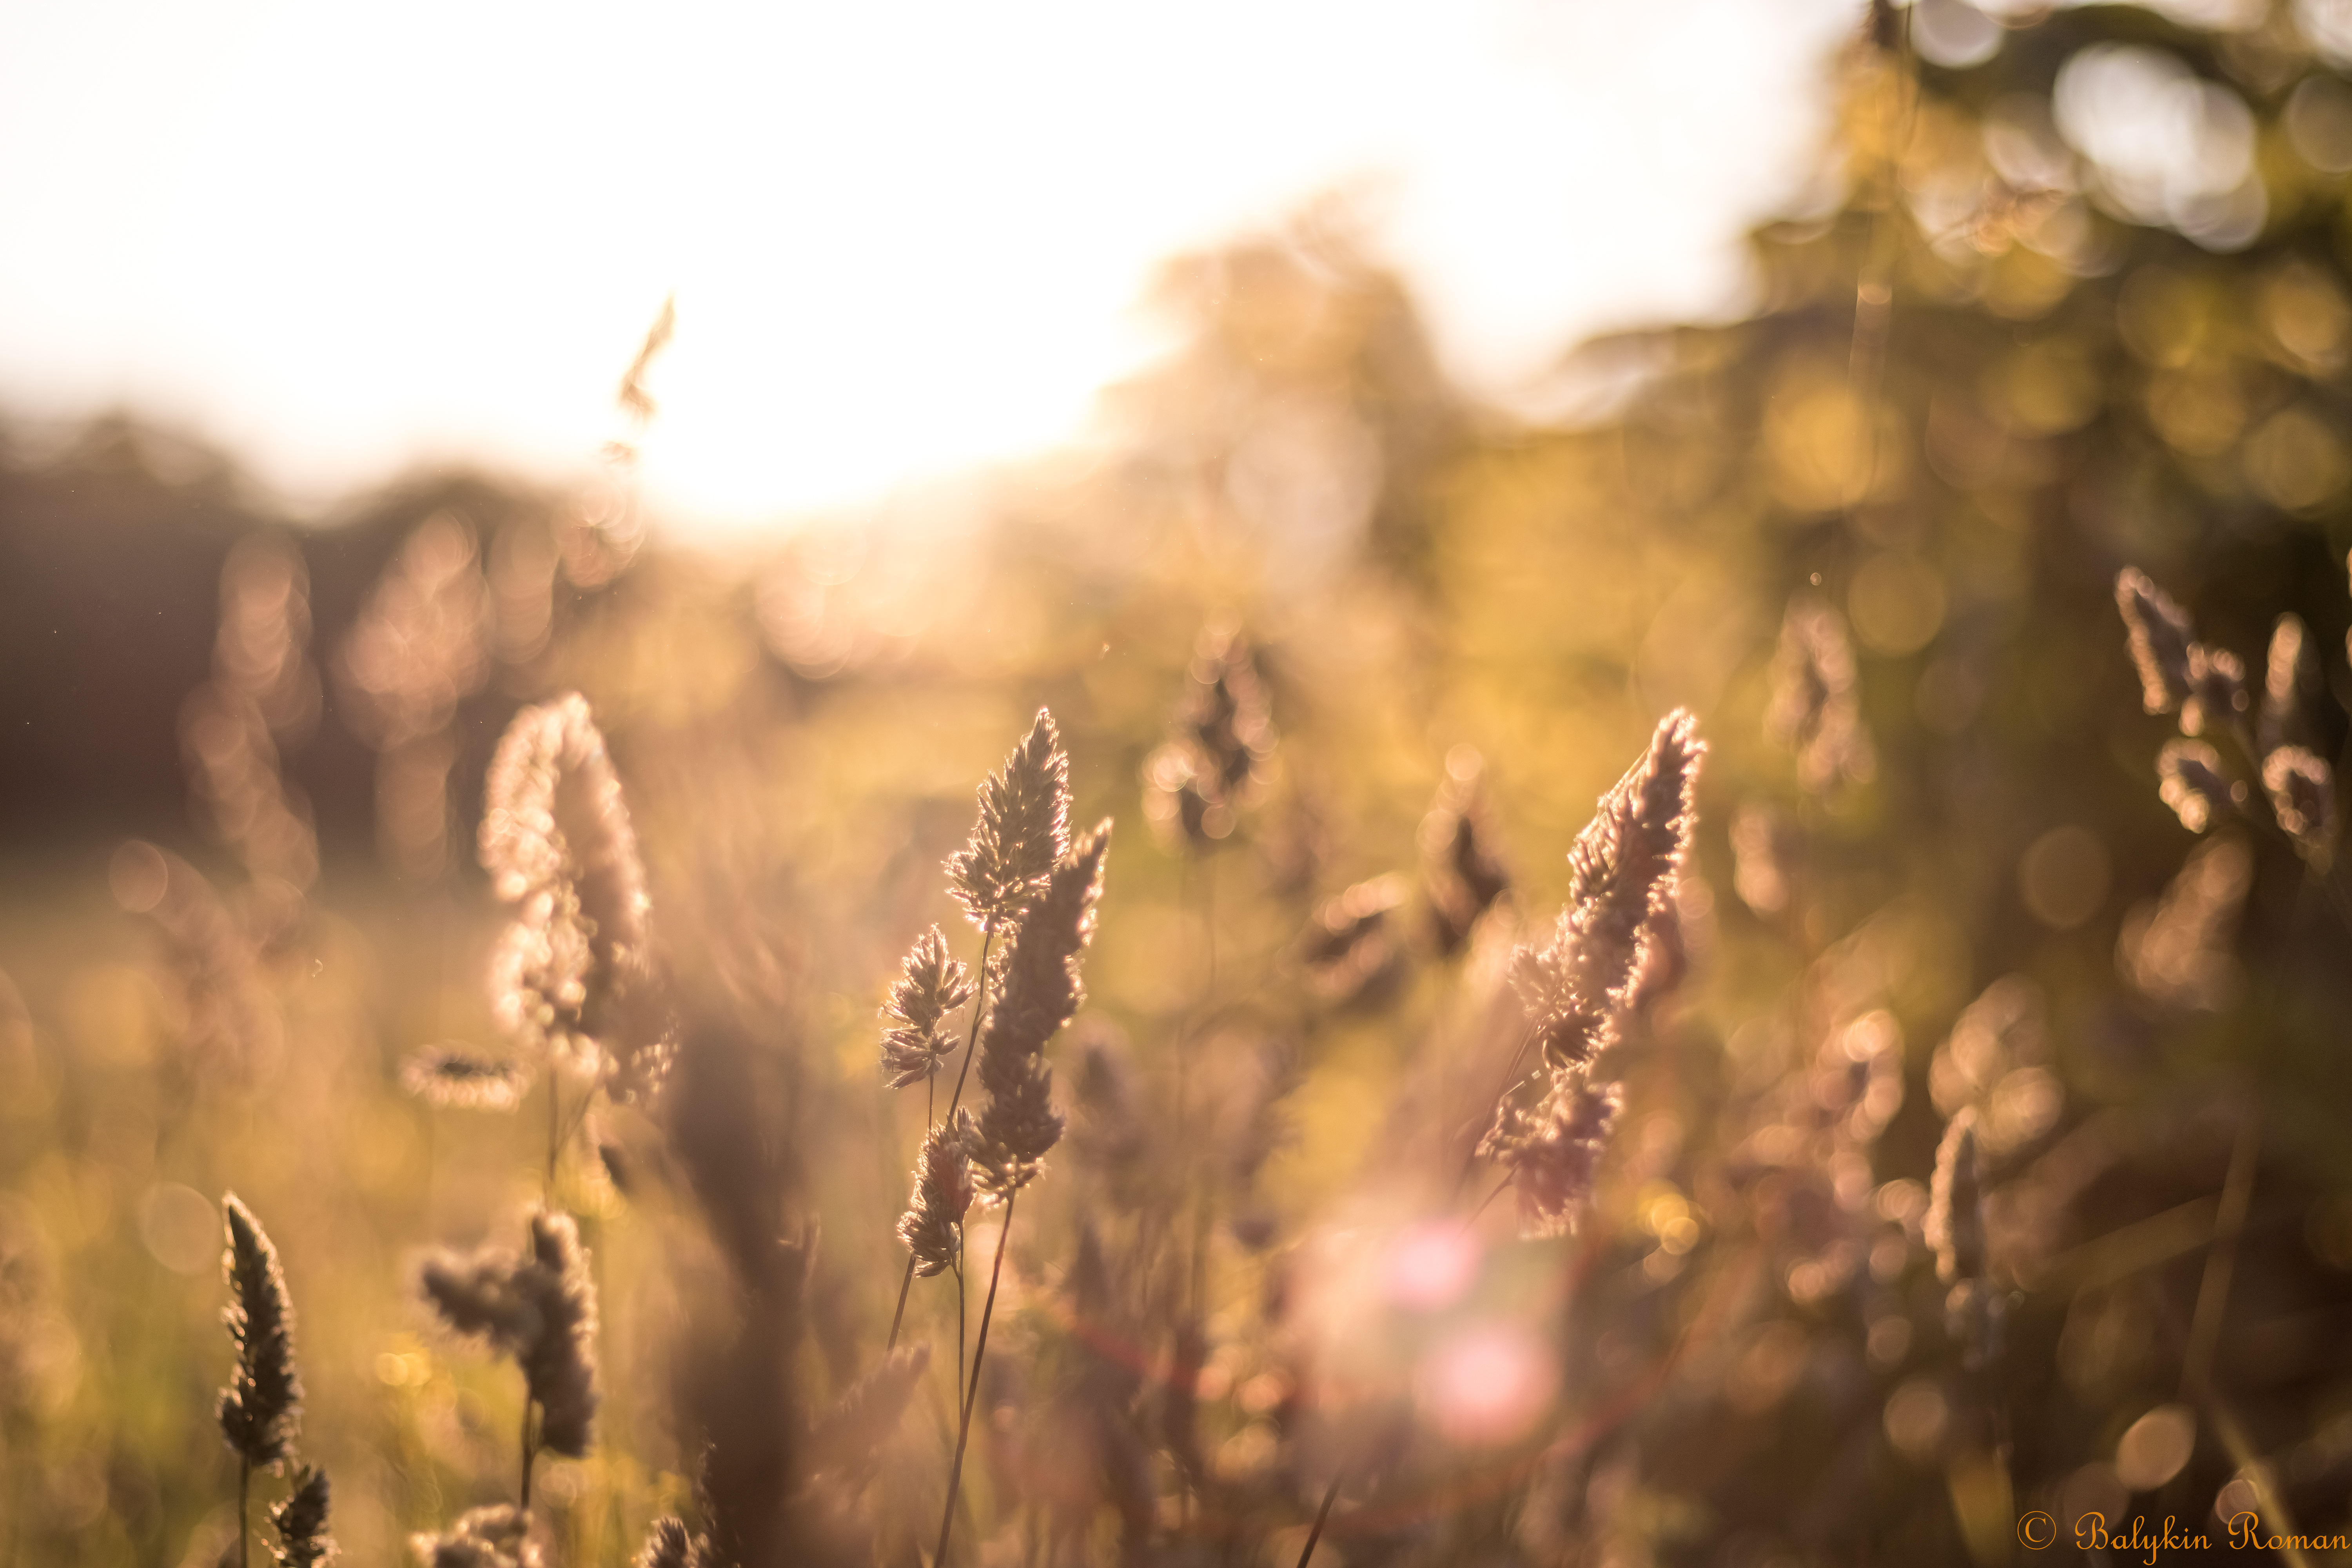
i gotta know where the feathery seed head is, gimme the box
[418,1209,599,1457]
[2263,746,2337,865]
[412,1505,537,1568]
[419,1243,543,1347]
[632,1519,704,1568]
[1421,750,1510,957]
[897,1111,978,1277]
[521,1209,600,1456]
[2180,645,2249,739]
[2157,739,2239,833]
[481,695,654,1080]
[401,1045,533,1111]
[1182,625,1274,799]
[271,1466,336,1568]
[1476,1072,1622,1238]
[217,1193,302,1469]
[1303,875,1410,1008]
[2116,568,2198,715]
[1141,626,1276,851]
[1512,711,1704,1071]
[2262,613,2321,757]
[879,925,979,1089]
[946,710,1072,930]
[1767,596,1873,793]
[1926,1108,1987,1285]
[1928,1109,2003,1367]
[974,823,1111,1193]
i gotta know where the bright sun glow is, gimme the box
[0,0,1855,534]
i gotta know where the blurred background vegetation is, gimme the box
[6,2,2352,1564]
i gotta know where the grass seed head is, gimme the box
[481,694,655,1081]
[946,710,1072,930]
[521,1209,600,1457]
[1927,1108,1987,1284]
[1767,595,1873,793]
[217,1193,301,1470]
[2263,746,2338,865]
[1510,710,1704,1072]
[270,1465,336,1568]
[898,1110,978,1277]
[974,823,1111,1194]
[631,1518,705,1568]
[1477,1072,1622,1237]
[2157,739,2238,832]
[401,1045,533,1111]
[2181,645,2249,739]
[412,1505,537,1568]
[2261,613,2321,757]
[2116,568,2198,716]
[879,924,979,1089]
[418,1209,600,1457]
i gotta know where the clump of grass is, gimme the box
[418,1207,601,1509]
[218,1194,303,1568]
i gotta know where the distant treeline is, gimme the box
[0,416,552,861]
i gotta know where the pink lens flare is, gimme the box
[1417,1321,1560,1447]
[1381,1220,1483,1311]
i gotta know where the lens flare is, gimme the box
[1417,1322,1558,1447]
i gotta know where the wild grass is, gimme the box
[9,6,2352,1559]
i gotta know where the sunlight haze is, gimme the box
[0,0,1858,532]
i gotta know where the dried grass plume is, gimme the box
[217,1193,301,1470]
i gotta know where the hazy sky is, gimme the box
[0,0,1858,532]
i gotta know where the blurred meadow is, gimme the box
[8,3,2352,1566]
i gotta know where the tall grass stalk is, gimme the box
[216,1195,301,1568]
[934,1186,1018,1568]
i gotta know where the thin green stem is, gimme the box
[935,1188,1017,1567]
